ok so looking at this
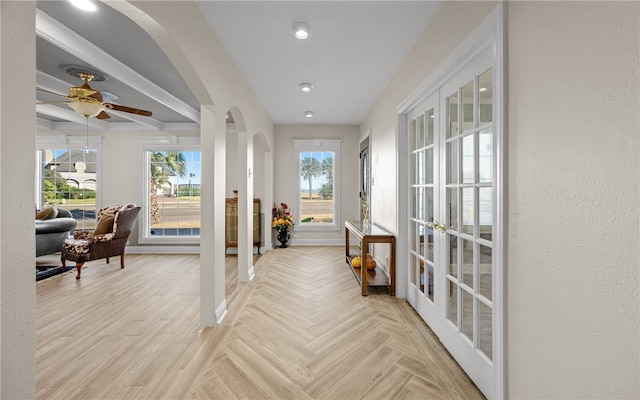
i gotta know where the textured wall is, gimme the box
[0,2,36,398]
[507,1,640,398]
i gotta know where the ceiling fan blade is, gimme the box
[36,87,70,99]
[88,92,103,103]
[104,103,152,117]
[99,90,119,103]
[96,111,111,120]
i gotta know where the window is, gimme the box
[292,139,341,231]
[36,137,101,231]
[140,137,200,243]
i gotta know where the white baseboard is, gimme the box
[126,245,200,254]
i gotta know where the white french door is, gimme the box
[405,45,500,398]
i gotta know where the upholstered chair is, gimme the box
[61,204,141,279]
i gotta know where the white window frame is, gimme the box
[292,139,342,232]
[35,135,103,212]
[139,136,200,244]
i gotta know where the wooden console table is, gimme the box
[345,220,396,296]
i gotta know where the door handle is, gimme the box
[433,221,446,233]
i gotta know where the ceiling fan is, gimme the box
[37,68,152,120]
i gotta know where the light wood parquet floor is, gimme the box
[35,247,483,400]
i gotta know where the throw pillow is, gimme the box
[56,208,73,218]
[35,206,58,220]
[94,215,115,235]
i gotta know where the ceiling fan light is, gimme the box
[68,101,104,118]
[304,111,315,118]
[292,22,311,39]
[69,0,98,12]
[299,83,313,93]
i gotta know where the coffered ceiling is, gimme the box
[35,1,442,132]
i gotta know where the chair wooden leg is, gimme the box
[106,257,110,264]
[120,254,125,269]
[75,262,84,280]
[61,255,66,267]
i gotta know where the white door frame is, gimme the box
[396,4,505,398]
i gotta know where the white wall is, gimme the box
[273,125,360,245]
[360,1,499,234]
[360,0,639,398]
[507,2,639,398]
[0,2,36,398]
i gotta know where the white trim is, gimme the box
[292,139,342,231]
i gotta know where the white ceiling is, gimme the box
[35,0,442,131]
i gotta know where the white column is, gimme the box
[263,150,274,250]
[237,131,254,281]
[1,2,36,398]
[200,105,227,326]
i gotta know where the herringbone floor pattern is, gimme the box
[35,247,483,400]
[190,247,483,400]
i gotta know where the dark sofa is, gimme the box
[35,208,77,257]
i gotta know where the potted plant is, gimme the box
[272,202,294,248]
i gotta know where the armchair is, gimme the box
[61,204,141,280]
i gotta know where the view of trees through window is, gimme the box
[300,151,334,223]
[147,150,201,237]
[36,149,97,231]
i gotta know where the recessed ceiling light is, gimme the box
[69,0,98,12]
[304,111,315,118]
[292,22,311,39]
[299,83,314,93]
[479,87,488,92]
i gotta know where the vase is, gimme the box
[277,229,290,248]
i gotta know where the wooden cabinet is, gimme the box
[345,220,396,296]
[225,198,261,254]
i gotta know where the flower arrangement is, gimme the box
[272,202,294,232]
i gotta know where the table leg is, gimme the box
[361,239,369,296]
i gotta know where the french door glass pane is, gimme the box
[479,187,492,241]
[410,220,418,255]
[462,187,474,235]
[426,109,434,146]
[410,153,416,188]
[479,69,493,124]
[412,254,419,288]
[478,300,493,360]
[448,280,458,327]
[417,151,425,185]
[427,264,434,301]
[417,187,424,221]
[462,81,474,131]
[462,290,474,341]
[479,244,492,301]
[418,114,425,148]
[447,140,458,184]
[425,187,434,228]
[447,187,458,231]
[447,92,458,138]
[479,129,493,183]
[411,119,418,150]
[448,234,458,278]
[411,187,418,219]
[462,134,474,183]
[426,148,434,184]
[462,238,474,288]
